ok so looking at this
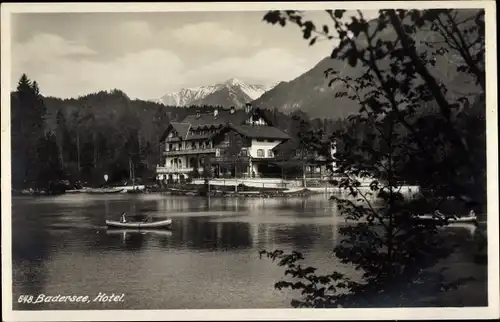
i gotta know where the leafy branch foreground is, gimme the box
[259,8,486,308]
[259,245,476,308]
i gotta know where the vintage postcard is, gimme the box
[1,1,498,321]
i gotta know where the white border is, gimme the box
[1,1,498,321]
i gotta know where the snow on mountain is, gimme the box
[158,78,279,107]
[158,85,219,106]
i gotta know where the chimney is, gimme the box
[230,106,235,114]
[213,108,219,118]
[196,110,201,118]
[245,103,252,114]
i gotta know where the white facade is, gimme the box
[248,139,280,158]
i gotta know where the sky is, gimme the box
[11,9,377,101]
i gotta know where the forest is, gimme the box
[10,74,343,192]
[10,69,485,198]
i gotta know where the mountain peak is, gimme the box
[223,78,245,86]
[159,78,279,107]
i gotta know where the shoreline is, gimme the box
[12,182,421,199]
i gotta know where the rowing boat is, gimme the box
[415,214,477,223]
[105,219,172,229]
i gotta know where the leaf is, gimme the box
[348,54,358,67]
[334,10,345,19]
[331,47,341,59]
[303,30,312,39]
[263,11,282,24]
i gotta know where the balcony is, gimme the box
[156,166,203,174]
[163,148,216,156]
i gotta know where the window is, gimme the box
[267,150,274,158]
[168,144,173,151]
[191,142,196,150]
[257,149,264,157]
[240,149,248,156]
[256,139,264,142]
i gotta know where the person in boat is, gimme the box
[120,212,127,223]
[434,209,444,217]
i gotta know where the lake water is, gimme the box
[11,193,360,310]
[10,193,482,310]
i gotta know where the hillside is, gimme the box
[253,9,482,119]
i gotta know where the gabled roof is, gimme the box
[181,108,249,128]
[272,137,333,161]
[161,107,282,142]
[171,122,191,139]
[208,123,290,141]
[272,137,299,152]
[160,122,190,141]
[230,124,291,140]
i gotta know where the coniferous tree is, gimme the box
[11,74,47,189]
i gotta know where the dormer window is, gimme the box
[257,149,264,157]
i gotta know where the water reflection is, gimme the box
[10,194,346,310]
[104,229,172,250]
[11,193,483,310]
